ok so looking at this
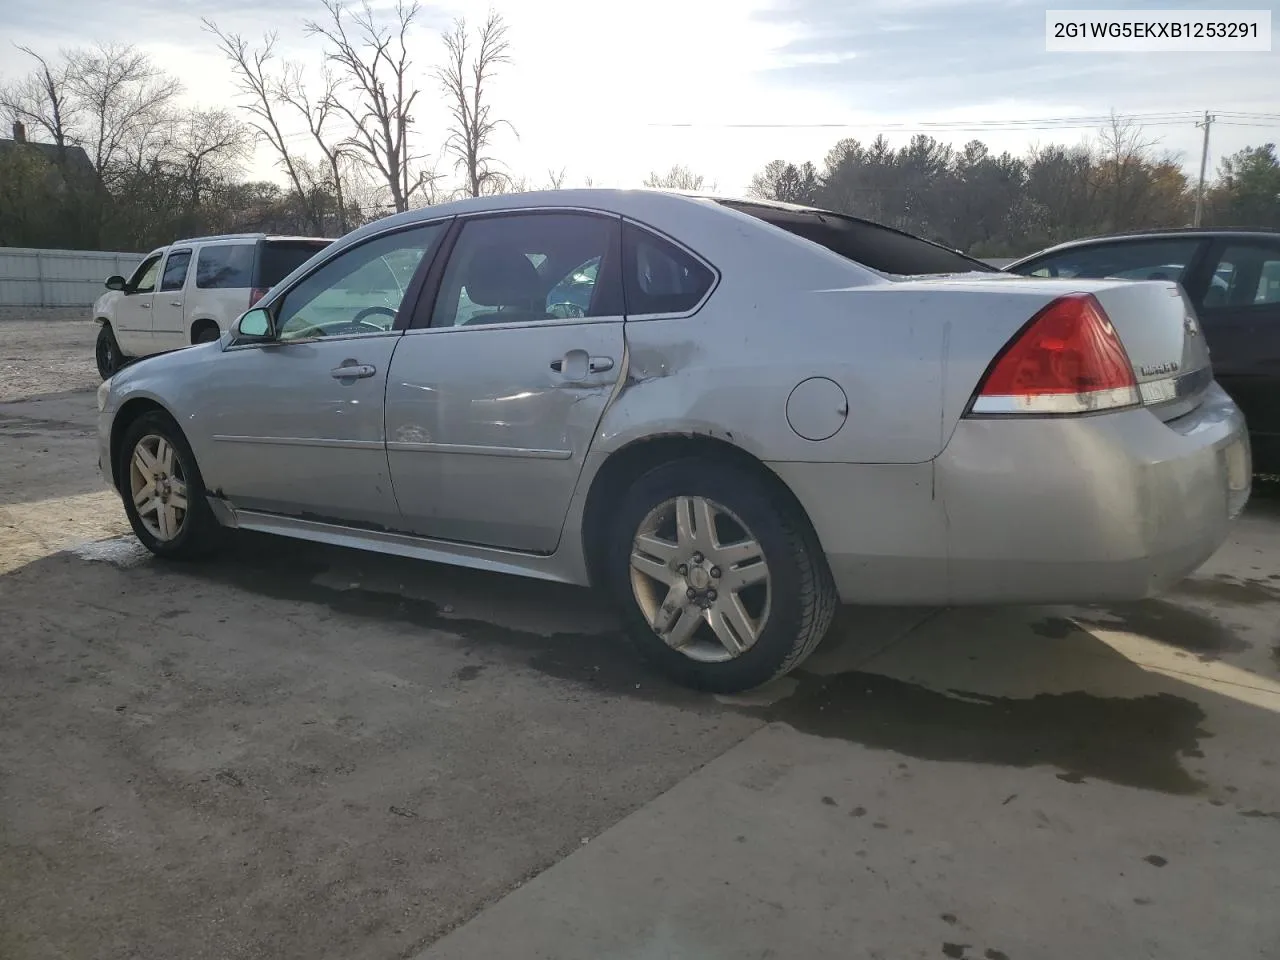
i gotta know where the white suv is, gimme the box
[93,233,332,378]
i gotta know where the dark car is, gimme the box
[1006,228,1280,473]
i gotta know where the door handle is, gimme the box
[550,354,614,374]
[330,362,377,380]
[140,302,151,309]
[170,300,183,307]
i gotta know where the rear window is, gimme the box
[196,243,255,289]
[256,240,333,287]
[720,201,995,276]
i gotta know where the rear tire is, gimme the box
[95,323,127,379]
[117,410,223,560]
[605,457,837,693]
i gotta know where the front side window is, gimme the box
[622,223,715,316]
[128,254,162,294]
[275,223,445,341]
[160,250,191,292]
[432,213,622,327]
[1015,239,1201,283]
[1204,242,1280,309]
[196,243,255,289]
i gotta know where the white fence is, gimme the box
[0,247,145,308]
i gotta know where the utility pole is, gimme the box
[1194,111,1215,227]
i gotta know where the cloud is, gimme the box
[752,0,1280,115]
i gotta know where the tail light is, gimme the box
[248,287,268,306]
[969,293,1140,415]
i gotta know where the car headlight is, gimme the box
[97,379,112,413]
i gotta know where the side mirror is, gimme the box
[105,275,126,291]
[235,307,273,341]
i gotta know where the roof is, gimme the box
[0,138,95,180]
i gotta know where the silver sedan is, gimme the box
[97,190,1252,692]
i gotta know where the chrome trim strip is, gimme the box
[1139,366,1212,406]
[211,435,384,450]
[402,315,624,335]
[385,440,572,459]
[970,385,1141,415]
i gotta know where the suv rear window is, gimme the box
[256,240,333,288]
[196,243,255,289]
[719,201,995,276]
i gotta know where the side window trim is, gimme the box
[412,208,625,333]
[128,252,164,294]
[227,219,450,350]
[160,248,193,292]
[620,217,721,321]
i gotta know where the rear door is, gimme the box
[150,247,193,350]
[1194,237,1280,463]
[384,210,625,552]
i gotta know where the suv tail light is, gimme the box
[969,293,1140,415]
[248,287,268,307]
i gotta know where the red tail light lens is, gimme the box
[970,293,1139,415]
[248,287,268,306]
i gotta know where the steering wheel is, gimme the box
[547,301,586,320]
[353,305,398,329]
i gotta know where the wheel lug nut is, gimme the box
[691,552,703,564]
[707,589,717,601]
[710,566,721,578]
[686,587,697,600]
[677,564,688,576]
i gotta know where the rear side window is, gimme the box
[256,240,332,288]
[622,224,715,316]
[1014,239,1201,283]
[197,243,255,289]
[720,201,994,276]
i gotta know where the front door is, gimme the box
[1196,238,1280,468]
[151,248,192,350]
[385,211,625,552]
[192,222,449,528]
[113,251,163,354]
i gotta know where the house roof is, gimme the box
[0,138,96,180]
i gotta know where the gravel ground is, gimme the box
[0,320,101,403]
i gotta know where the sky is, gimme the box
[2,0,1279,197]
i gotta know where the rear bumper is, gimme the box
[770,382,1251,605]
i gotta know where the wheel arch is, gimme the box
[108,397,178,491]
[189,316,222,343]
[579,433,823,589]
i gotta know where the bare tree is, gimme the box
[65,43,182,182]
[279,63,351,232]
[169,107,255,208]
[436,12,513,198]
[306,0,435,213]
[546,166,567,189]
[204,24,318,226]
[0,46,79,160]
[643,164,715,191]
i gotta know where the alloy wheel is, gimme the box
[629,496,772,663]
[128,434,188,541]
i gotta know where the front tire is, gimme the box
[605,457,837,693]
[117,411,222,559]
[95,323,127,379]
